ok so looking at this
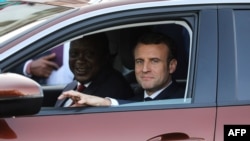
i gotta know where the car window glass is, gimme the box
[119,98,192,107]
[234,10,250,100]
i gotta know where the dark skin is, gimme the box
[69,36,108,84]
[29,53,59,78]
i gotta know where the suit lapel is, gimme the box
[154,81,184,100]
[82,66,112,96]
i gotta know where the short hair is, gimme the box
[136,32,177,61]
[71,32,110,59]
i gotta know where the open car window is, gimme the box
[39,20,193,108]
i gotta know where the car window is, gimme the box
[3,5,197,112]
[234,10,250,100]
[38,20,193,108]
[119,98,192,107]
[56,21,192,107]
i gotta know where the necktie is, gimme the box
[144,97,153,101]
[51,45,64,67]
[77,84,85,92]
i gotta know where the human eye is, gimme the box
[151,58,160,64]
[69,50,78,58]
[135,59,143,65]
[84,51,94,59]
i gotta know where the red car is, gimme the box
[1,0,250,140]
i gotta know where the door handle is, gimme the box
[147,132,205,141]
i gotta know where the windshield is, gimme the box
[0,1,72,42]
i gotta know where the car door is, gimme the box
[215,5,250,141]
[1,3,218,141]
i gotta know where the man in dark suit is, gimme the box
[58,32,185,106]
[55,33,134,107]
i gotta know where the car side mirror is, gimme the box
[0,73,43,118]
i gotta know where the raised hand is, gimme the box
[29,53,59,78]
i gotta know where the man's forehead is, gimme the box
[136,43,168,50]
[135,43,168,54]
[70,43,97,50]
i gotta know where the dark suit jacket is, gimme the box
[55,66,134,107]
[118,80,185,104]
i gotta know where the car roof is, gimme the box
[11,0,119,8]
[11,0,250,8]
[1,0,249,55]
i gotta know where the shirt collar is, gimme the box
[78,81,91,88]
[144,81,172,99]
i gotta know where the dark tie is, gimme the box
[51,45,64,67]
[77,84,85,92]
[144,97,153,101]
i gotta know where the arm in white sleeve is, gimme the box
[106,97,119,106]
[23,60,33,77]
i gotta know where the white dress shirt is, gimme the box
[47,42,74,85]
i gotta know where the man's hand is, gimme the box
[58,90,111,107]
[29,53,59,78]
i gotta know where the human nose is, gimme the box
[142,61,150,72]
[75,53,87,63]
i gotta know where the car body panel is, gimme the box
[215,105,250,141]
[2,107,216,141]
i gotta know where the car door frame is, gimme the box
[215,4,250,141]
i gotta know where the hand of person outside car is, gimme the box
[27,53,59,78]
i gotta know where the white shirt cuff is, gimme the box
[106,97,119,106]
[23,60,33,77]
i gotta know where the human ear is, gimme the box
[169,59,177,74]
